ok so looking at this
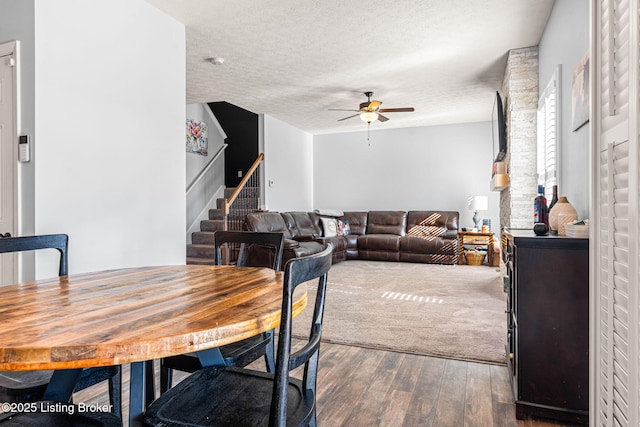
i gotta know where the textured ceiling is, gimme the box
[145,0,554,135]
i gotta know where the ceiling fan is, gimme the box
[329,91,415,123]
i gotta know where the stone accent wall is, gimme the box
[500,47,538,230]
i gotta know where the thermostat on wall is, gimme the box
[18,135,30,163]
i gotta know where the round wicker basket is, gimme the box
[464,250,486,266]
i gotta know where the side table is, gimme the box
[458,231,494,265]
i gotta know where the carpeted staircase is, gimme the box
[186,187,260,265]
[186,208,224,265]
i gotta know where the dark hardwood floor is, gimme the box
[74,341,574,427]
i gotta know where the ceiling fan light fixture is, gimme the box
[360,111,379,123]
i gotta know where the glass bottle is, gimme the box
[548,185,559,212]
[533,185,549,226]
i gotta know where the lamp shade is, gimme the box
[360,111,379,123]
[468,195,488,211]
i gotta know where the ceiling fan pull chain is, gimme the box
[367,122,371,146]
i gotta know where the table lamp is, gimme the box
[468,195,488,231]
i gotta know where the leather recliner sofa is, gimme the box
[244,210,459,266]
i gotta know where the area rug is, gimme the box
[293,260,507,365]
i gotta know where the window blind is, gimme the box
[537,68,560,200]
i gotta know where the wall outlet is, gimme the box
[237,170,243,178]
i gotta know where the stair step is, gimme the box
[209,209,224,220]
[216,198,259,210]
[198,217,246,234]
[186,257,216,265]
[223,187,235,198]
[200,219,225,232]
[192,231,215,245]
[207,209,244,221]
[187,244,214,259]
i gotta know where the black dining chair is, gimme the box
[0,234,122,420]
[145,244,333,427]
[159,231,285,394]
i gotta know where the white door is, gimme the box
[0,42,17,286]
[591,0,639,426]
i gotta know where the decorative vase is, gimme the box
[549,196,578,235]
[548,185,559,211]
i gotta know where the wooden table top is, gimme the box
[0,265,305,371]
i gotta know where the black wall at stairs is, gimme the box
[208,102,258,188]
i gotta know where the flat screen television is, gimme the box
[492,91,507,162]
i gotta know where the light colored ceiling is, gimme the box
[145,0,554,135]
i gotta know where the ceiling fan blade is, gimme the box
[337,114,360,122]
[328,108,360,112]
[378,107,415,113]
[377,114,389,122]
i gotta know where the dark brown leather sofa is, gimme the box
[244,210,459,266]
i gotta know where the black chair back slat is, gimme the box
[289,325,322,371]
[0,234,68,276]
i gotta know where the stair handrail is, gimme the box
[222,153,264,216]
[186,143,228,195]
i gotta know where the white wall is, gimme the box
[538,0,590,219]
[185,103,226,187]
[263,114,313,211]
[314,122,500,231]
[31,0,186,275]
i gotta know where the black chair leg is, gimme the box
[108,367,122,419]
[145,360,155,407]
[160,363,172,395]
[264,329,276,373]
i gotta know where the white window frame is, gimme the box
[537,66,561,201]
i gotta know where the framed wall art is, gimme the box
[186,119,208,156]
[571,51,589,131]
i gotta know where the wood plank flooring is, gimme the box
[73,341,575,427]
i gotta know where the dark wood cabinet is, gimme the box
[503,229,589,424]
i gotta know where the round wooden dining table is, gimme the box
[0,265,307,426]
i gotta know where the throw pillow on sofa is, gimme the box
[337,220,351,236]
[321,217,338,237]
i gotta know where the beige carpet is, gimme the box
[293,260,507,365]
